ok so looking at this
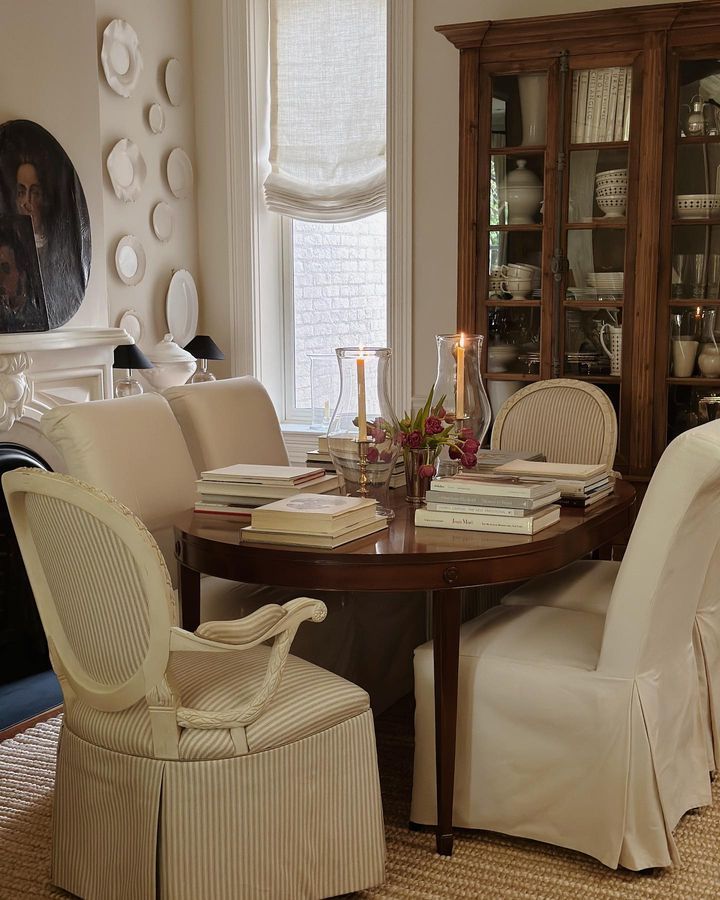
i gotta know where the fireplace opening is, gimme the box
[0,443,52,685]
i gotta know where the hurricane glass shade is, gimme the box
[113,344,153,398]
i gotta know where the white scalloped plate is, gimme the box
[166,269,198,347]
[118,308,143,344]
[107,138,146,202]
[164,58,183,106]
[115,235,146,286]
[151,201,174,242]
[166,147,193,199]
[101,20,143,98]
[148,103,165,134]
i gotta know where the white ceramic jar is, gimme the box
[142,334,197,390]
[504,160,543,224]
[698,344,720,378]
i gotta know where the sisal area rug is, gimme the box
[1,709,719,899]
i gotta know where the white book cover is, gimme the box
[576,71,590,143]
[607,68,621,142]
[623,70,633,140]
[431,474,558,499]
[584,69,598,142]
[426,501,529,517]
[251,495,377,535]
[597,70,611,142]
[201,463,325,484]
[570,70,580,142]
[614,68,627,140]
[241,516,388,548]
[494,460,608,481]
[197,472,340,498]
[415,505,561,535]
[427,488,561,510]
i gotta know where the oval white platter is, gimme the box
[166,147,193,199]
[101,19,143,98]
[107,138,146,202]
[166,269,199,347]
[148,103,165,134]
[118,308,143,344]
[165,58,183,106]
[115,235,146,286]
[151,201,174,242]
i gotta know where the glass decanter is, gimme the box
[326,347,400,519]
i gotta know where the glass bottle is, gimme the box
[433,334,492,473]
[326,347,400,519]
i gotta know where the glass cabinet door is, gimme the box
[663,57,720,443]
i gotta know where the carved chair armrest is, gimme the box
[169,597,327,730]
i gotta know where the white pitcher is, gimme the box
[599,324,622,376]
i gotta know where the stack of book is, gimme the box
[494,460,613,508]
[194,464,340,517]
[240,494,388,548]
[571,66,632,143]
[306,437,406,487]
[416,473,562,535]
[473,449,545,471]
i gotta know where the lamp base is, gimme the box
[189,370,216,383]
[115,378,143,398]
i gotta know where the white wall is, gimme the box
[0,0,106,327]
[96,0,199,350]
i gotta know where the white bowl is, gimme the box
[595,168,628,180]
[675,194,720,219]
[595,184,628,198]
[597,196,627,217]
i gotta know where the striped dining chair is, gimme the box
[490,379,618,468]
[2,468,385,900]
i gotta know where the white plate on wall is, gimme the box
[166,148,193,199]
[164,58,183,106]
[118,308,143,344]
[101,19,143,97]
[107,138,146,202]
[151,201,174,242]
[115,235,146,286]
[148,103,165,134]
[166,269,199,347]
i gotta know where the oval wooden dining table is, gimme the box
[175,479,635,856]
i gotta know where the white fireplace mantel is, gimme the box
[0,326,132,433]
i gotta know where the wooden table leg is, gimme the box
[177,551,201,631]
[432,588,462,856]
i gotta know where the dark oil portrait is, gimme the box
[0,120,91,329]
[0,215,49,332]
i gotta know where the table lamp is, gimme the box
[113,344,154,398]
[183,335,224,383]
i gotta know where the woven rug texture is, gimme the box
[1,709,719,899]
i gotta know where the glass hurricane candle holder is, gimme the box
[326,347,400,519]
[433,333,492,474]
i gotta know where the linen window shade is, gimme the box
[264,0,387,222]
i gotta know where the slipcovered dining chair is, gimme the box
[491,378,618,468]
[411,420,720,870]
[2,468,385,900]
[164,377,429,713]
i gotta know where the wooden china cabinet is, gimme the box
[439,0,720,491]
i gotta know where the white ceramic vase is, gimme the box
[517,73,547,146]
[504,160,543,224]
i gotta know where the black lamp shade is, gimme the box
[183,334,225,361]
[113,344,154,370]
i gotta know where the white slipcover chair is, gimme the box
[3,468,385,900]
[164,378,428,712]
[491,378,618,467]
[411,421,720,870]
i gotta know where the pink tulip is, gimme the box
[418,464,435,479]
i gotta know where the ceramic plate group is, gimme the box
[101,20,143,98]
[166,269,199,347]
[115,235,146,286]
[166,148,193,199]
[107,138,146,202]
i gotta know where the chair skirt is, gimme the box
[52,712,385,900]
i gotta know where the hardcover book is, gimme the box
[250,495,377,535]
[414,505,561,535]
[240,516,388,548]
[200,464,325,485]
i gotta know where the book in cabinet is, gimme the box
[439,0,720,490]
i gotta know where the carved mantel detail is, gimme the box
[0,352,31,432]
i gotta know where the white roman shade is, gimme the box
[264,0,387,222]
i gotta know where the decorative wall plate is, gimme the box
[148,103,165,135]
[115,235,146,286]
[107,139,146,202]
[166,148,193,199]
[100,20,143,98]
[151,201,174,242]
[164,58,183,106]
[118,308,143,344]
[166,269,199,346]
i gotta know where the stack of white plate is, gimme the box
[586,272,624,292]
[595,168,628,218]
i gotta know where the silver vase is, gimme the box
[403,448,438,505]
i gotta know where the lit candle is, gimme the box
[357,347,367,441]
[456,333,465,420]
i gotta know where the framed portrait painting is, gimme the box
[0,214,49,333]
[0,119,91,329]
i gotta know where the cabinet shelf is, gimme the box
[566,220,626,230]
[484,373,540,382]
[671,218,720,226]
[677,135,720,146]
[487,299,541,307]
[667,377,720,386]
[564,300,624,309]
[489,224,543,232]
[489,146,545,156]
[666,299,720,307]
[562,375,621,384]
[569,141,629,151]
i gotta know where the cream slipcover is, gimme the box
[164,378,428,712]
[491,378,618,467]
[3,469,385,900]
[411,421,720,870]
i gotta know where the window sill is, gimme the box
[280,423,324,465]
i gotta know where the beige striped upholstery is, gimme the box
[491,379,618,468]
[3,470,385,899]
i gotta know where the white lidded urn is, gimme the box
[504,159,543,224]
